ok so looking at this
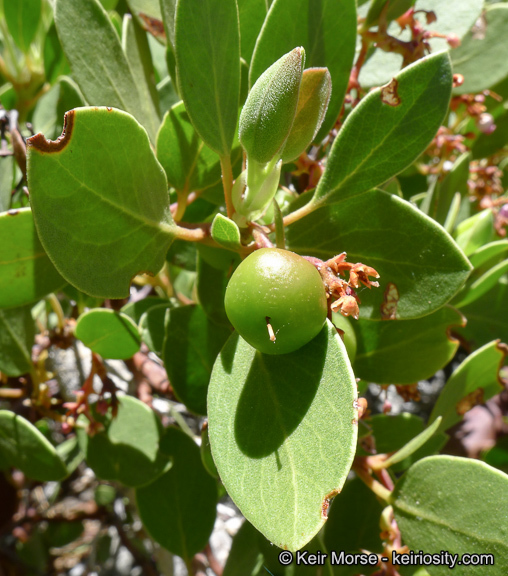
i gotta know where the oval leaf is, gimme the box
[136,426,218,561]
[27,107,175,298]
[75,309,141,359]
[210,213,242,251]
[175,0,240,156]
[77,396,171,487]
[353,306,464,384]
[393,456,508,575]
[208,320,358,551]
[286,189,472,320]
[0,306,35,377]
[250,0,357,141]
[0,411,67,482]
[312,52,452,207]
[0,209,66,309]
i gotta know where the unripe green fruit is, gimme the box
[224,248,328,354]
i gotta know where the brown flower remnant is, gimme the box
[450,90,502,134]
[421,126,468,175]
[305,253,380,320]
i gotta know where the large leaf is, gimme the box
[250,0,357,141]
[312,52,452,207]
[27,107,175,298]
[0,411,67,481]
[238,0,267,65]
[156,101,221,192]
[0,209,65,309]
[76,396,171,487]
[286,189,472,320]
[174,0,240,156]
[353,306,463,384]
[136,426,218,561]
[163,305,231,415]
[452,5,508,95]
[75,309,141,359]
[428,340,506,434]
[55,0,159,141]
[208,320,358,551]
[4,0,41,53]
[393,456,508,575]
[0,306,34,377]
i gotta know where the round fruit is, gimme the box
[224,248,328,354]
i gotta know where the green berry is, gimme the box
[224,248,328,354]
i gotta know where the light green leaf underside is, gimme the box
[0,208,66,309]
[27,107,175,299]
[0,306,35,377]
[208,320,358,552]
[55,0,159,142]
[393,456,508,576]
[312,52,452,207]
[286,189,472,320]
[0,411,67,481]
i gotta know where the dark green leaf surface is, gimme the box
[139,303,174,355]
[429,340,506,433]
[163,305,231,414]
[359,413,425,457]
[77,396,170,487]
[136,427,218,561]
[393,456,508,575]
[196,254,231,327]
[0,306,34,377]
[156,101,221,192]
[75,309,141,359]
[0,209,65,309]
[43,23,71,84]
[250,0,357,141]
[55,0,158,141]
[223,521,264,576]
[353,306,463,384]
[27,107,175,298]
[175,0,240,155]
[452,5,508,95]
[325,477,384,555]
[208,321,358,551]
[455,276,508,349]
[4,0,41,53]
[121,296,173,324]
[0,411,67,481]
[286,190,472,320]
[312,53,452,207]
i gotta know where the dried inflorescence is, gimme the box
[305,253,380,320]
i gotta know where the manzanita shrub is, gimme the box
[1,0,508,574]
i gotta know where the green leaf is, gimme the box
[139,302,174,355]
[286,189,472,320]
[0,209,65,309]
[281,68,332,164]
[163,305,231,415]
[196,253,231,327]
[359,413,425,457]
[392,456,508,575]
[238,0,267,65]
[382,417,442,469]
[200,423,218,478]
[126,0,162,19]
[122,13,161,128]
[452,5,508,95]
[75,309,141,359]
[156,101,221,192]
[121,296,173,324]
[0,306,34,377]
[77,395,171,487]
[208,320,358,551]
[54,0,159,141]
[353,306,463,384]
[469,240,508,269]
[428,340,506,433]
[325,477,384,555]
[43,22,71,84]
[455,276,508,349]
[0,411,67,481]
[454,258,508,308]
[240,47,305,164]
[250,0,357,141]
[210,213,242,251]
[0,156,14,213]
[311,52,452,207]
[27,107,175,298]
[223,521,264,576]
[454,209,495,256]
[136,426,218,561]
[174,0,240,156]
[56,436,84,476]
[4,0,41,53]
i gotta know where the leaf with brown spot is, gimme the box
[380,78,401,107]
